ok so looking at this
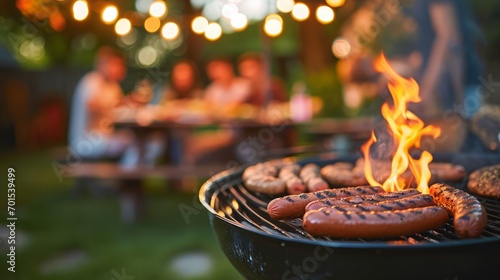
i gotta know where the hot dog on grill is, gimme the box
[279,164,307,194]
[305,189,421,211]
[267,186,384,220]
[429,183,487,238]
[315,194,435,213]
[244,174,286,195]
[299,164,329,192]
[302,206,449,238]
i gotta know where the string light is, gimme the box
[161,22,180,40]
[221,3,238,19]
[144,16,161,33]
[115,18,132,35]
[66,0,349,43]
[204,22,222,41]
[332,38,351,59]
[326,0,346,8]
[264,14,283,37]
[230,13,248,31]
[291,2,309,21]
[149,1,167,18]
[191,16,209,34]
[73,0,89,21]
[101,5,118,24]
[276,0,294,13]
[316,5,334,24]
[137,46,158,66]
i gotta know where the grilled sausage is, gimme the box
[303,206,449,238]
[300,164,329,192]
[305,189,421,211]
[279,164,307,194]
[315,194,435,213]
[244,174,286,195]
[267,186,384,220]
[242,164,278,181]
[429,183,487,238]
[320,162,368,187]
[429,163,466,183]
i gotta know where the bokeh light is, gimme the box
[73,0,89,21]
[332,37,351,59]
[118,29,138,46]
[191,16,209,34]
[230,13,248,31]
[161,22,180,40]
[221,3,238,19]
[276,0,294,13]
[137,46,158,66]
[115,18,132,36]
[264,14,283,37]
[316,5,334,24]
[136,0,153,14]
[326,0,346,8]
[204,22,222,41]
[291,2,309,21]
[19,37,45,60]
[149,1,167,18]
[144,16,161,32]
[101,5,119,24]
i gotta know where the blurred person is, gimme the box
[237,53,287,107]
[156,59,205,165]
[162,59,203,101]
[406,0,483,120]
[181,57,252,166]
[68,46,163,166]
[203,57,252,106]
[338,0,484,152]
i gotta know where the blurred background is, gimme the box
[1,0,500,279]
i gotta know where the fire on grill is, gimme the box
[242,54,489,239]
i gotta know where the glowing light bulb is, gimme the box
[144,16,161,33]
[291,3,309,21]
[73,1,89,21]
[204,22,222,41]
[137,46,158,66]
[149,1,167,18]
[102,5,118,24]
[221,3,238,19]
[326,0,346,8]
[332,38,351,59]
[264,14,283,37]
[191,16,209,34]
[161,22,180,40]
[316,5,334,24]
[230,13,248,31]
[115,18,132,36]
[276,0,294,13]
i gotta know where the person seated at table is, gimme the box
[68,46,164,167]
[181,57,252,165]
[161,59,203,101]
[156,59,205,165]
[237,52,288,107]
[203,57,252,107]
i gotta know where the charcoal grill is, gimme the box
[199,153,500,280]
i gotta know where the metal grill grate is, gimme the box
[209,167,500,245]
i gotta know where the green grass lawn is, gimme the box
[0,149,243,280]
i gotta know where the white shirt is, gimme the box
[203,77,252,106]
[68,71,123,158]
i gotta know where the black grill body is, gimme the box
[200,154,500,280]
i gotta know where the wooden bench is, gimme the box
[56,161,227,223]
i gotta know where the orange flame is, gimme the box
[361,54,441,194]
